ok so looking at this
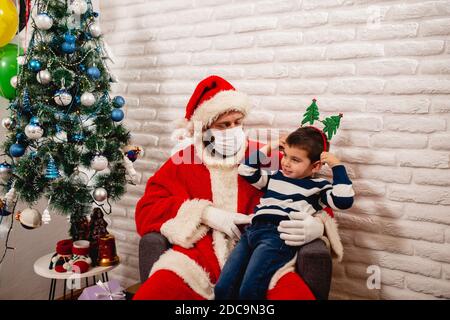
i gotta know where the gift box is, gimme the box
[78,279,126,300]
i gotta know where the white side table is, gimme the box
[34,253,119,300]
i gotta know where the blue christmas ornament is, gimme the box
[72,133,84,143]
[113,96,125,108]
[30,116,40,125]
[64,33,76,44]
[45,156,60,180]
[0,162,12,183]
[93,12,99,17]
[16,132,26,142]
[0,162,12,172]
[79,64,86,72]
[28,59,42,72]
[125,148,141,162]
[111,109,124,122]
[75,95,81,105]
[10,143,26,157]
[62,42,76,54]
[87,67,101,80]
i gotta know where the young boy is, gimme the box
[214,126,355,300]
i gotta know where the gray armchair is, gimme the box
[139,232,332,300]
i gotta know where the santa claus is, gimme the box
[133,75,343,300]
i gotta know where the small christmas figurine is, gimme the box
[88,207,109,266]
[70,215,90,241]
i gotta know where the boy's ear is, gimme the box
[311,160,322,173]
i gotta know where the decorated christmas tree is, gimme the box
[0,0,138,249]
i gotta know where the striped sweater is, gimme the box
[238,151,355,218]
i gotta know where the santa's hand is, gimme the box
[201,206,251,239]
[277,211,324,246]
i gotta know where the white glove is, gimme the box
[201,206,252,240]
[277,211,324,246]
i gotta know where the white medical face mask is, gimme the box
[204,125,246,157]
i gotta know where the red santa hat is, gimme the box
[173,75,251,140]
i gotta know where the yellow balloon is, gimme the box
[0,0,19,48]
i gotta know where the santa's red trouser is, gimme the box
[133,269,316,300]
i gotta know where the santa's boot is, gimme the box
[50,239,73,273]
[70,240,92,273]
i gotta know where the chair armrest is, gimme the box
[296,238,332,300]
[139,232,170,283]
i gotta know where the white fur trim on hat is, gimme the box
[190,90,251,128]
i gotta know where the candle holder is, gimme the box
[97,234,120,267]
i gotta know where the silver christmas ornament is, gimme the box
[91,154,109,171]
[25,123,44,140]
[69,0,88,15]
[37,70,52,84]
[35,13,53,30]
[17,208,42,229]
[93,187,108,202]
[1,118,14,130]
[54,90,73,106]
[81,116,97,132]
[89,23,102,37]
[69,169,89,184]
[54,130,68,143]
[80,92,96,107]
[10,76,18,88]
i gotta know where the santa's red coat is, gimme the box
[133,140,321,300]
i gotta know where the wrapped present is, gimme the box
[78,280,126,300]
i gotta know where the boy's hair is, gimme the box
[285,127,329,162]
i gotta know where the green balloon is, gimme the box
[0,44,23,100]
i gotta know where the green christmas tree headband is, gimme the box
[300,99,343,149]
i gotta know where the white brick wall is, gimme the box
[100,0,450,299]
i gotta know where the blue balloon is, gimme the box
[64,33,76,44]
[111,109,124,122]
[28,59,42,72]
[87,67,101,80]
[113,96,125,108]
[61,42,76,54]
[10,143,26,157]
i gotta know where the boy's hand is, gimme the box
[320,152,341,168]
[260,132,289,155]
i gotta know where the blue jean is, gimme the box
[214,219,298,300]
